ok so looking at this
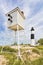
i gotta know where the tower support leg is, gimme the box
[17,25,21,58]
[15,31,16,44]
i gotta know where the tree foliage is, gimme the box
[38,38,43,45]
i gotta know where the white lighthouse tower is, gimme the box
[31,27,35,46]
[6,7,25,58]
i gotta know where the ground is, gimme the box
[0,45,43,65]
[0,55,8,65]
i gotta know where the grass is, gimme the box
[0,46,2,52]
[0,45,43,65]
[32,48,40,54]
[3,46,18,52]
[31,57,43,65]
[36,45,43,50]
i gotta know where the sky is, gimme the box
[0,0,43,45]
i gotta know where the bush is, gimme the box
[3,46,18,52]
[38,38,43,45]
[31,57,43,65]
[2,53,17,65]
[0,46,2,52]
[36,46,43,50]
[32,48,40,54]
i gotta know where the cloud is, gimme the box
[0,0,17,45]
[0,0,17,14]
[0,30,16,45]
[24,8,43,27]
[17,0,42,18]
[17,0,31,17]
[0,0,43,45]
[22,4,43,42]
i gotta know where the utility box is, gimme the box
[6,7,25,31]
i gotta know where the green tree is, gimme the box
[11,42,17,46]
[38,38,43,45]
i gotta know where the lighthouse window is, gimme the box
[31,34,34,39]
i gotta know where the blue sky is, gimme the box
[0,0,43,45]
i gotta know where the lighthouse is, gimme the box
[31,27,35,46]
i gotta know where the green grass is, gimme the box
[32,48,40,54]
[36,46,43,50]
[0,46,2,52]
[31,57,43,65]
[3,46,18,52]
[0,45,43,65]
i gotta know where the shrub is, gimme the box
[31,57,43,65]
[0,46,2,52]
[36,46,43,50]
[32,48,40,54]
[38,38,43,45]
[3,46,18,52]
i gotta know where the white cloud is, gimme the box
[0,0,43,45]
[0,0,17,14]
[22,7,43,42]
[18,0,31,17]
[24,8,43,27]
[0,30,15,45]
[18,0,41,17]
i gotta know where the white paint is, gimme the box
[7,10,25,28]
[17,25,21,57]
[31,39,35,46]
[31,31,35,34]
[6,7,25,58]
[7,11,17,27]
[17,11,24,28]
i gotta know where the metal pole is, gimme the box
[15,31,16,44]
[17,25,21,57]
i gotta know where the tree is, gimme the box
[38,38,43,45]
[11,42,17,46]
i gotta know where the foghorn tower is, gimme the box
[6,7,25,58]
[31,27,35,46]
